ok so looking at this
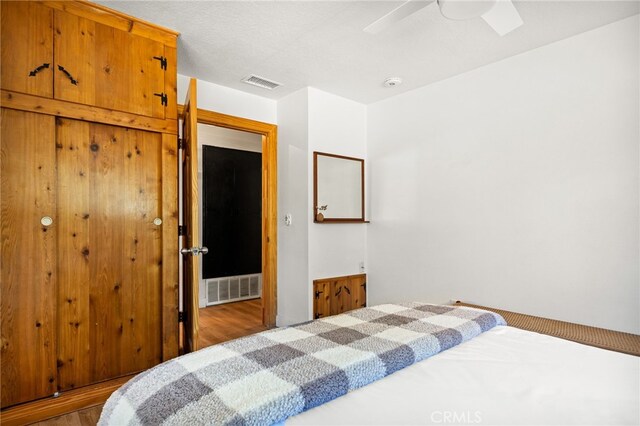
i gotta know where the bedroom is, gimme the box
[0,0,638,425]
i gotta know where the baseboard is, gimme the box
[0,375,133,425]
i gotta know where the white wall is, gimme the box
[177,74,277,123]
[367,15,640,333]
[275,88,369,326]
[277,88,311,326]
[307,88,368,310]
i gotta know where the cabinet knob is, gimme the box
[41,216,53,226]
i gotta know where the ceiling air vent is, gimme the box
[241,74,282,90]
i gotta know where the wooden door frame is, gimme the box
[178,105,278,329]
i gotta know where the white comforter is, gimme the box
[288,326,639,425]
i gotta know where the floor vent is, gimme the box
[241,74,282,90]
[206,273,261,306]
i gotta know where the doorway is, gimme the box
[198,124,267,347]
[180,83,277,353]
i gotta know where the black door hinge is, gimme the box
[154,92,168,107]
[314,290,323,299]
[153,56,168,70]
[178,312,185,323]
[314,313,321,320]
[178,138,184,149]
[361,282,367,291]
[178,225,186,236]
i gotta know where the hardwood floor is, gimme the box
[198,298,267,348]
[30,405,103,426]
[31,299,265,425]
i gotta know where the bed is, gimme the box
[99,303,639,425]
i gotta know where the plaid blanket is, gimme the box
[99,303,505,425]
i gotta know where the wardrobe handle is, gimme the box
[57,65,78,85]
[29,63,50,77]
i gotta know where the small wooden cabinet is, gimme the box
[313,274,366,319]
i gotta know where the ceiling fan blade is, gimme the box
[481,0,523,36]
[364,0,435,34]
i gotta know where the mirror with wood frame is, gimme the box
[313,151,366,223]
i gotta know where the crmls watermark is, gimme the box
[430,410,482,424]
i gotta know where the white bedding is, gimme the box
[287,326,639,425]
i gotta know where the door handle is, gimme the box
[180,247,209,256]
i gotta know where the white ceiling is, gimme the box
[97,1,639,104]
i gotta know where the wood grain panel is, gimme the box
[54,11,166,119]
[55,118,92,391]
[313,274,366,319]
[161,133,179,361]
[350,275,367,309]
[181,78,200,353]
[56,120,163,389]
[1,90,178,135]
[0,375,132,426]
[1,2,54,97]
[53,10,95,107]
[331,279,354,315]
[164,46,178,121]
[41,1,179,47]
[119,127,163,372]
[1,109,58,407]
[313,281,331,319]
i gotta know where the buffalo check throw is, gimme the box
[99,303,505,425]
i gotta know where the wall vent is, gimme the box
[241,74,282,90]
[206,273,261,306]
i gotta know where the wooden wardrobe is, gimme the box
[0,0,179,416]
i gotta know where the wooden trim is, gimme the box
[454,301,640,357]
[1,90,178,134]
[178,104,278,328]
[161,133,179,361]
[313,273,367,284]
[0,375,134,425]
[182,80,200,352]
[313,151,366,223]
[39,0,179,47]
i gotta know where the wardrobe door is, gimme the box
[53,11,166,119]
[0,1,54,97]
[1,109,58,408]
[56,119,163,390]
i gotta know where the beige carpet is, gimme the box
[455,301,640,357]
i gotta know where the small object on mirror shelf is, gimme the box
[315,205,327,222]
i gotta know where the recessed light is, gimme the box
[383,77,402,87]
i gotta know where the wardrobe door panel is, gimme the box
[0,1,54,97]
[54,11,166,119]
[1,109,57,408]
[56,119,163,390]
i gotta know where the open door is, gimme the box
[181,78,206,353]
